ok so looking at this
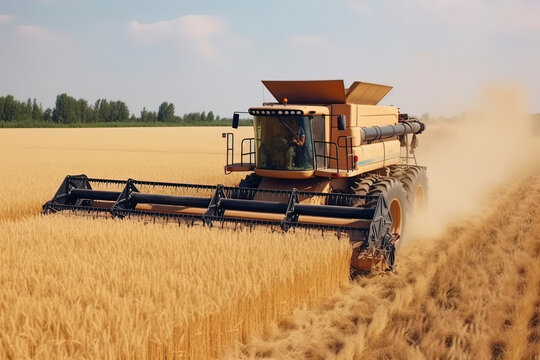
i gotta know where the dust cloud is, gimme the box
[407,83,539,240]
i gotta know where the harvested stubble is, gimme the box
[0,216,350,358]
[226,171,540,359]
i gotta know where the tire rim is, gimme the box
[389,198,403,234]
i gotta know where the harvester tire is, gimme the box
[327,176,378,206]
[232,173,262,200]
[349,176,379,206]
[238,173,262,189]
[366,177,408,240]
[349,177,405,273]
[389,166,428,214]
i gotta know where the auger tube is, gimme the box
[361,120,424,143]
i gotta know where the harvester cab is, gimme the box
[43,80,427,273]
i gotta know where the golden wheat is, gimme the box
[0,127,352,359]
[0,217,350,359]
[0,127,250,223]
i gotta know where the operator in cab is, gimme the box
[285,118,306,169]
[257,116,312,171]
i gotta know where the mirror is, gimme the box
[337,115,346,130]
[232,113,239,129]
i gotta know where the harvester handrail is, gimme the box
[337,136,354,171]
[313,140,338,171]
[224,132,234,175]
[240,137,255,166]
[314,140,356,173]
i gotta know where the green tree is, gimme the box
[96,99,111,122]
[31,99,43,122]
[43,108,52,122]
[0,97,5,122]
[140,107,157,122]
[2,95,21,122]
[109,101,129,122]
[52,93,82,123]
[77,99,91,123]
[157,102,175,122]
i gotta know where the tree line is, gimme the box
[0,94,245,127]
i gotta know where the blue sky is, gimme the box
[1,0,539,117]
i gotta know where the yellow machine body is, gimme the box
[227,80,404,183]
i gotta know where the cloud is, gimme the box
[287,35,327,49]
[128,15,239,60]
[0,14,16,24]
[16,25,71,43]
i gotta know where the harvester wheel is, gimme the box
[366,178,407,240]
[327,176,379,206]
[232,173,262,200]
[238,173,262,189]
[349,177,405,273]
[349,176,379,206]
[390,166,428,214]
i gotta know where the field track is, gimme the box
[229,171,540,359]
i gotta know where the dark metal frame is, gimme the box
[43,175,395,257]
[240,138,255,166]
[223,132,256,173]
[313,136,354,173]
[337,136,354,171]
[313,140,338,171]
[223,132,234,174]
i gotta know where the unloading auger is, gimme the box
[43,80,428,272]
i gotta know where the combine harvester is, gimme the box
[43,80,427,272]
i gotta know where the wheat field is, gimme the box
[0,127,250,223]
[1,102,539,359]
[0,127,351,359]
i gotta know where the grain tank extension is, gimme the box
[43,80,427,272]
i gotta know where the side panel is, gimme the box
[326,104,399,172]
[382,139,400,167]
[330,104,355,128]
[355,142,385,173]
[353,139,401,174]
[356,105,399,127]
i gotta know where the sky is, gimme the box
[0,0,539,117]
